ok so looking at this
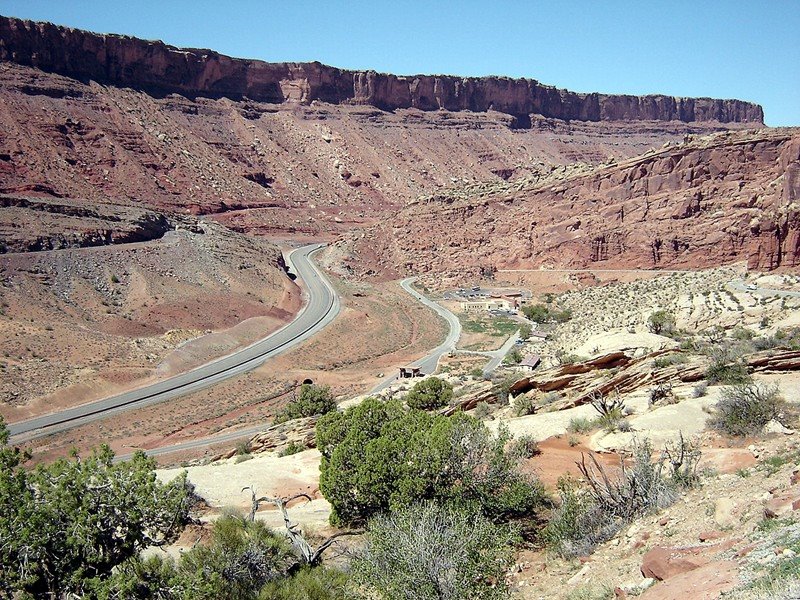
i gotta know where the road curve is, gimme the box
[371,278,462,393]
[9,243,340,442]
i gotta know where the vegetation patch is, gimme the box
[316,398,546,526]
[708,382,785,436]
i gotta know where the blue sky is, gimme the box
[1,1,798,126]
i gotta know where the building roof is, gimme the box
[520,354,541,368]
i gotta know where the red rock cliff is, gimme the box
[0,15,764,125]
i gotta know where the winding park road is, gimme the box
[728,279,800,299]
[371,278,462,393]
[8,243,340,443]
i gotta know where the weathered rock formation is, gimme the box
[0,15,763,125]
[345,129,800,274]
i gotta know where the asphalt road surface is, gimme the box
[371,278,463,393]
[9,243,340,443]
[729,279,800,298]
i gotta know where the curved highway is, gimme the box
[9,243,339,442]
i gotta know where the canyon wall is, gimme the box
[344,130,800,276]
[0,15,764,125]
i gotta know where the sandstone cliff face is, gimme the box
[346,130,800,275]
[0,15,763,125]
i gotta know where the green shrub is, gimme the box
[510,434,541,459]
[316,398,545,526]
[567,417,596,434]
[708,383,785,436]
[278,442,305,457]
[0,426,190,598]
[513,394,535,417]
[542,391,562,404]
[275,384,336,423]
[653,353,688,369]
[473,401,491,419]
[258,567,350,600]
[647,310,676,335]
[503,348,523,365]
[405,377,453,410]
[521,304,572,324]
[705,359,752,385]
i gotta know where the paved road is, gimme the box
[728,279,800,299]
[370,278,463,393]
[480,331,522,373]
[9,243,340,443]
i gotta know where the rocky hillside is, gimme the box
[344,129,800,277]
[0,15,766,246]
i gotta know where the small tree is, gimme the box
[352,502,516,600]
[316,399,544,526]
[647,310,676,335]
[518,323,532,340]
[275,384,336,423]
[405,377,453,410]
[0,424,190,598]
[521,304,550,323]
[503,348,523,365]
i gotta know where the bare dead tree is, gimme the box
[589,390,625,417]
[241,487,362,566]
[576,439,675,520]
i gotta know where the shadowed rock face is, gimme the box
[0,15,764,125]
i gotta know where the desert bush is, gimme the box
[352,502,516,600]
[705,357,752,385]
[521,304,571,324]
[258,567,350,600]
[473,401,491,419]
[503,348,523,365]
[649,382,674,407]
[541,477,620,559]
[568,417,596,434]
[278,442,305,457]
[316,399,545,526]
[542,391,562,404]
[509,434,541,459]
[590,392,627,432]
[513,394,535,417]
[544,437,699,558]
[405,377,453,410]
[753,335,781,351]
[96,518,350,600]
[692,381,708,398]
[275,384,336,423]
[652,353,688,369]
[647,310,676,335]
[708,382,785,436]
[493,374,519,404]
